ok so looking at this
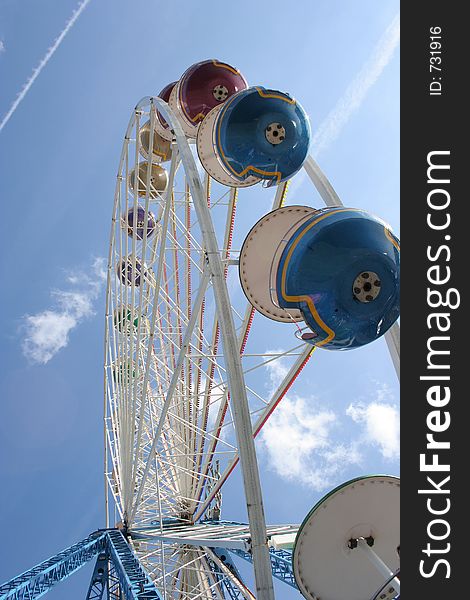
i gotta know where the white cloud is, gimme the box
[312,13,400,158]
[0,0,92,133]
[21,257,106,364]
[23,309,84,364]
[0,40,5,53]
[260,355,399,490]
[261,395,362,490]
[260,352,362,491]
[265,351,290,388]
[92,256,107,282]
[346,389,400,459]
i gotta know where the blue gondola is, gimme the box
[214,86,311,186]
[276,207,400,349]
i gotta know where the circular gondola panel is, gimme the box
[121,205,158,240]
[239,205,319,322]
[293,475,400,600]
[197,103,261,187]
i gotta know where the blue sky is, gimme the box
[0,1,399,597]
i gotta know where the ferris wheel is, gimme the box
[102,59,401,600]
[0,57,400,600]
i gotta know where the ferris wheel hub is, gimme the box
[213,84,229,101]
[352,271,382,303]
[265,122,286,144]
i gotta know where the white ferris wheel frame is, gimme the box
[103,95,400,600]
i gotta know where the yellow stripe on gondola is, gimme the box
[280,208,365,346]
[178,81,207,124]
[152,149,169,161]
[216,91,284,181]
[189,112,206,123]
[384,227,400,251]
[212,60,242,76]
[255,87,296,104]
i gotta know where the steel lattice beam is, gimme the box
[131,520,299,594]
[105,530,160,599]
[130,522,299,552]
[0,530,161,600]
[230,548,298,589]
[205,556,247,600]
[1,526,298,599]
[204,547,255,600]
[0,531,107,600]
[85,553,109,600]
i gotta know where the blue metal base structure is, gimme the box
[0,530,161,600]
[205,556,247,600]
[85,552,109,600]
[230,548,297,589]
[0,527,299,599]
[85,552,123,600]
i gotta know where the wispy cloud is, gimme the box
[0,40,5,53]
[21,257,106,364]
[311,13,400,158]
[265,352,290,387]
[0,0,92,134]
[283,169,307,200]
[346,384,400,459]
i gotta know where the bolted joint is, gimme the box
[348,535,375,549]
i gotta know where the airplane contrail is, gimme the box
[311,13,400,158]
[0,0,92,134]
[287,13,399,196]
